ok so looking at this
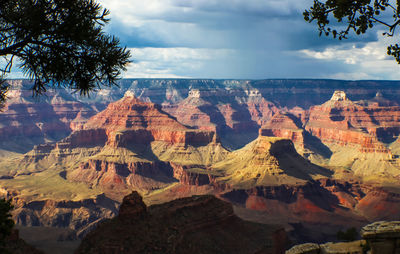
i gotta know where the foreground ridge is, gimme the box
[76,191,288,254]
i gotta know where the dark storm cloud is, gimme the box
[104,0,380,51]
[93,0,400,80]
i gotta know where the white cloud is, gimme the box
[124,47,235,78]
[300,43,387,65]
[298,31,400,80]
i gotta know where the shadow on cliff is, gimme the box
[269,140,333,181]
[303,131,333,159]
[198,101,260,150]
[1,103,73,153]
[222,180,340,213]
[114,140,177,183]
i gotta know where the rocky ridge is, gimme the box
[76,191,288,254]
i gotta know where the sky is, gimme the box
[8,0,400,80]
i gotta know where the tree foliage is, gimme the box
[0,0,131,106]
[304,0,400,63]
[0,79,8,107]
[0,198,14,249]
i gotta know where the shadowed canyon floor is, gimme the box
[2,80,400,252]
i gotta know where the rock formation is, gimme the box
[76,191,288,254]
[211,136,331,188]
[259,113,305,152]
[161,87,279,149]
[0,80,96,154]
[10,193,119,239]
[361,221,400,254]
[301,90,400,180]
[305,90,400,147]
[3,93,228,197]
[286,220,400,254]
[285,241,365,254]
[65,93,227,193]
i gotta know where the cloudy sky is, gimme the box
[9,0,400,80]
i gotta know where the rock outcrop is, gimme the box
[361,221,400,254]
[285,241,365,254]
[259,113,305,152]
[65,94,227,192]
[162,87,278,149]
[82,92,219,148]
[76,191,288,254]
[286,221,400,254]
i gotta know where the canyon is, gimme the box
[1,79,400,252]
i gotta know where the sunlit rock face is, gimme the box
[13,94,227,198]
[330,90,348,101]
[306,91,400,145]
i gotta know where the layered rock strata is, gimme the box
[9,93,228,196]
[259,113,305,152]
[0,80,96,153]
[211,136,331,188]
[305,91,394,152]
